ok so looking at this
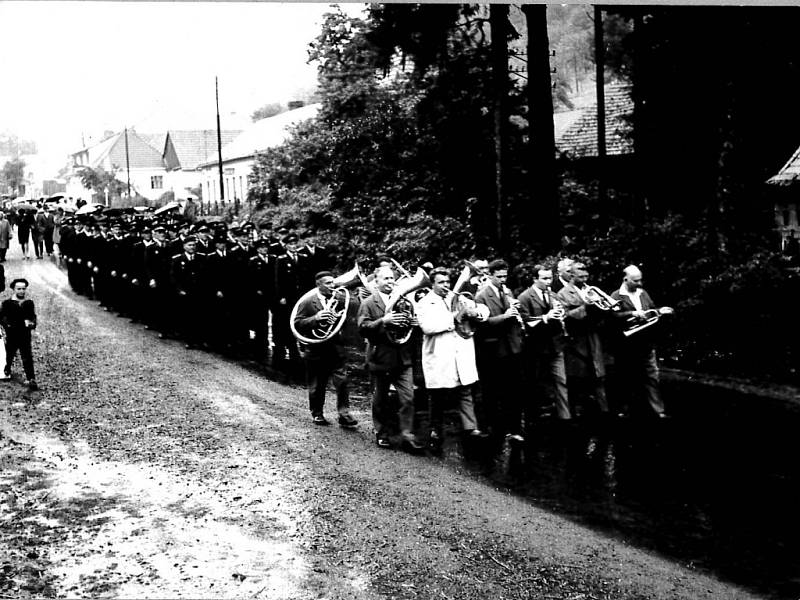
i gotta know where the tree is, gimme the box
[1,158,26,196]
[77,166,128,202]
[251,103,285,122]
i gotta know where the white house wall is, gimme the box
[199,156,253,204]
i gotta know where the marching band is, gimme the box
[56,210,674,455]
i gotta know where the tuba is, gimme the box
[290,264,369,345]
[384,268,432,345]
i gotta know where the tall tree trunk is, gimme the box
[523,4,561,252]
[490,4,509,248]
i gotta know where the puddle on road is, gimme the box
[13,431,311,598]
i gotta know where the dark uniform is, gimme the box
[247,241,274,359]
[170,237,205,348]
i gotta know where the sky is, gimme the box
[0,1,366,175]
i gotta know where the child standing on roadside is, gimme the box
[0,278,38,390]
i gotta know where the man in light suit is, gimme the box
[357,266,424,452]
[557,261,610,417]
[293,271,358,428]
[416,267,488,453]
[475,259,525,442]
[518,265,570,420]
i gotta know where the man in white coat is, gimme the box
[416,267,489,453]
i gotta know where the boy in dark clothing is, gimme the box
[0,278,38,390]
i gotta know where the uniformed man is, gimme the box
[170,234,205,349]
[247,238,274,359]
[272,232,305,364]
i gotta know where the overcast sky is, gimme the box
[0,1,366,172]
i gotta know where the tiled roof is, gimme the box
[767,145,800,185]
[201,104,320,167]
[555,82,634,158]
[138,133,168,155]
[165,130,242,171]
[78,130,165,171]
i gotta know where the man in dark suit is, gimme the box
[170,235,205,349]
[272,233,305,363]
[475,259,525,442]
[293,271,358,428]
[557,261,610,417]
[204,233,237,351]
[357,266,424,452]
[145,225,174,336]
[518,264,570,420]
[609,265,669,418]
[247,239,274,359]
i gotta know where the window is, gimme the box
[151,175,163,190]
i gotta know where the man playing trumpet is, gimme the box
[557,261,610,418]
[416,267,489,453]
[293,271,359,428]
[357,266,425,453]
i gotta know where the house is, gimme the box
[161,129,241,198]
[67,129,168,203]
[766,146,800,251]
[553,82,634,186]
[197,103,320,205]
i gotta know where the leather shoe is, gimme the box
[401,438,425,455]
[338,414,358,429]
[465,429,488,438]
[312,415,330,426]
[376,436,391,449]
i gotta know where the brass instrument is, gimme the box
[450,261,486,339]
[584,285,621,311]
[390,258,413,280]
[290,264,369,345]
[623,306,674,337]
[384,268,432,345]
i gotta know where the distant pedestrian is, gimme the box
[0,278,38,390]
[52,207,64,258]
[33,208,47,259]
[0,211,12,262]
[17,209,33,259]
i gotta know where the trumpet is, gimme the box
[584,285,620,311]
[623,306,674,337]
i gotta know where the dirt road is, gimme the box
[0,254,763,599]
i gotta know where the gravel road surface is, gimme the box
[0,253,763,599]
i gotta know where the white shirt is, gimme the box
[618,284,643,312]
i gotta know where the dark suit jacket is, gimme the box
[170,252,205,296]
[248,254,274,303]
[274,253,304,304]
[517,287,565,354]
[144,242,172,287]
[475,285,523,358]
[557,283,605,378]
[357,292,413,371]
[293,290,345,360]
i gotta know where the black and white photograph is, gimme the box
[1,1,798,598]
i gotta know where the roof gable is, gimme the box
[164,130,242,171]
[768,145,800,186]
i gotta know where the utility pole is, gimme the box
[595,5,607,207]
[124,127,131,200]
[490,4,509,247]
[216,76,225,202]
